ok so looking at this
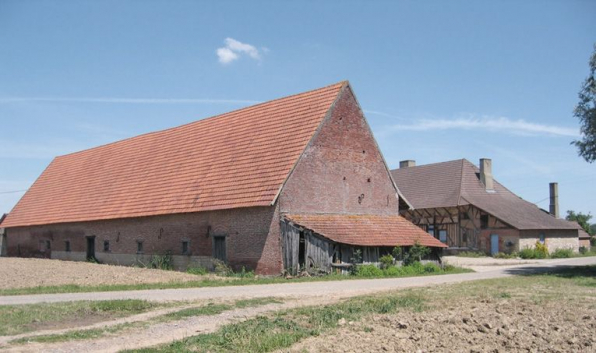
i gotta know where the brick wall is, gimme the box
[5,206,283,274]
[279,86,400,216]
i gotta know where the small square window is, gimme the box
[182,241,189,255]
[45,240,51,251]
[65,241,71,252]
[539,234,545,244]
[104,240,110,252]
[137,241,144,254]
[427,225,435,237]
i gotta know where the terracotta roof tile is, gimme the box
[285,214,447,248]
[3,82,346,228]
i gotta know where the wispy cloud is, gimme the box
[390,116,579,137]
[216,38,264,65]
[0,97,261,105]
[363,110,407,121]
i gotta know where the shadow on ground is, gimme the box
[504,264,596,279]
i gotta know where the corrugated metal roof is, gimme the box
[285,213,447,248]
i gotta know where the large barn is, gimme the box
[0,82,444,275]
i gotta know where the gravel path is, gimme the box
[1,256,594,306]
[0,258,209,289]
[5,298,339,353]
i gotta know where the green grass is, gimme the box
[126,292,426,353]
[124,265,596,353]
[0,300,157,336]
[11,297,283,345]
[0,266,472,296]
[457,251,487,258]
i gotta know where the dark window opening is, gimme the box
[137,241,144,254]
[480,215,489,229]
[462,212,470,220]
[45,240,51,251]
[103,240,110,252]
[539,233,545,244]
[213,236,226,262]
[182,241,189,254]
[65,241,71,252]
[298,231,306,269]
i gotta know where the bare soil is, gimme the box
[283,291,596,353]
[0,258,211,289]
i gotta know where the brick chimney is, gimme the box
[549,182,559,218]
[399,160,416,168]
[479,158,494,191]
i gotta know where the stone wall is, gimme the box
[519,229,579,253]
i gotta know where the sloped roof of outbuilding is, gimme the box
[3,82,350,228]
[285,214,447,248]
[391,159,578,231]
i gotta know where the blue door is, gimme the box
[490,234,499,255]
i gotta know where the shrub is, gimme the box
[213,259,232,276]
[579,246,588,254]
[354,264,383,277]
[493,252,517,259]
[458,251,485,258]
[519,247,537,259]
[550,248,573,259]
[534,241,549,259]
[591,236,596,247]
[187,265,208,275]
[149,252,173,270]
[392,246,403,261]
[422,263,441,273]
[230,267,255,278]
[349,249,363,275]
[383,266,403,277]
[379,254,394,269]
[403,243,431,266]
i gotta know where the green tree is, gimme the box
[566,210,594,235]
[573,44,596,163]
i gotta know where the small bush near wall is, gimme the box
[579,246,589,254]
[550,248,573,258]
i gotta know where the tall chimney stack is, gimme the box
[399,160,416,168]
[479,158,494,191]
[549,182,559,218]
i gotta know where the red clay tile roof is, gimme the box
[2,82,347,228]
[391,159,578,230]
[285,214,447,248]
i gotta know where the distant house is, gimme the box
[579,228,591,249]
[0,82,444,275]
[391,159,579,255]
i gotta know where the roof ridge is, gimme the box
[57,81,348,159]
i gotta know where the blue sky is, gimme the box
[0,1,594,217]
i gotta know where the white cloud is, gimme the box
[389,116,579,137]
[216,37,263,65]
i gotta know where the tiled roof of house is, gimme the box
[2,82,347,228]
[391,159,578,230]
[285,214,447,248]
[578,228,591,239]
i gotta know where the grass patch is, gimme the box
[457,251,487,258]
[126,292,426,353]
[0,300,157,336]
[11,297,283,345]
[0,267,471,296]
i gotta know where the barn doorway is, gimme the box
[213,236,226,262]
[298,231,306,270]
[86,236,96,260]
